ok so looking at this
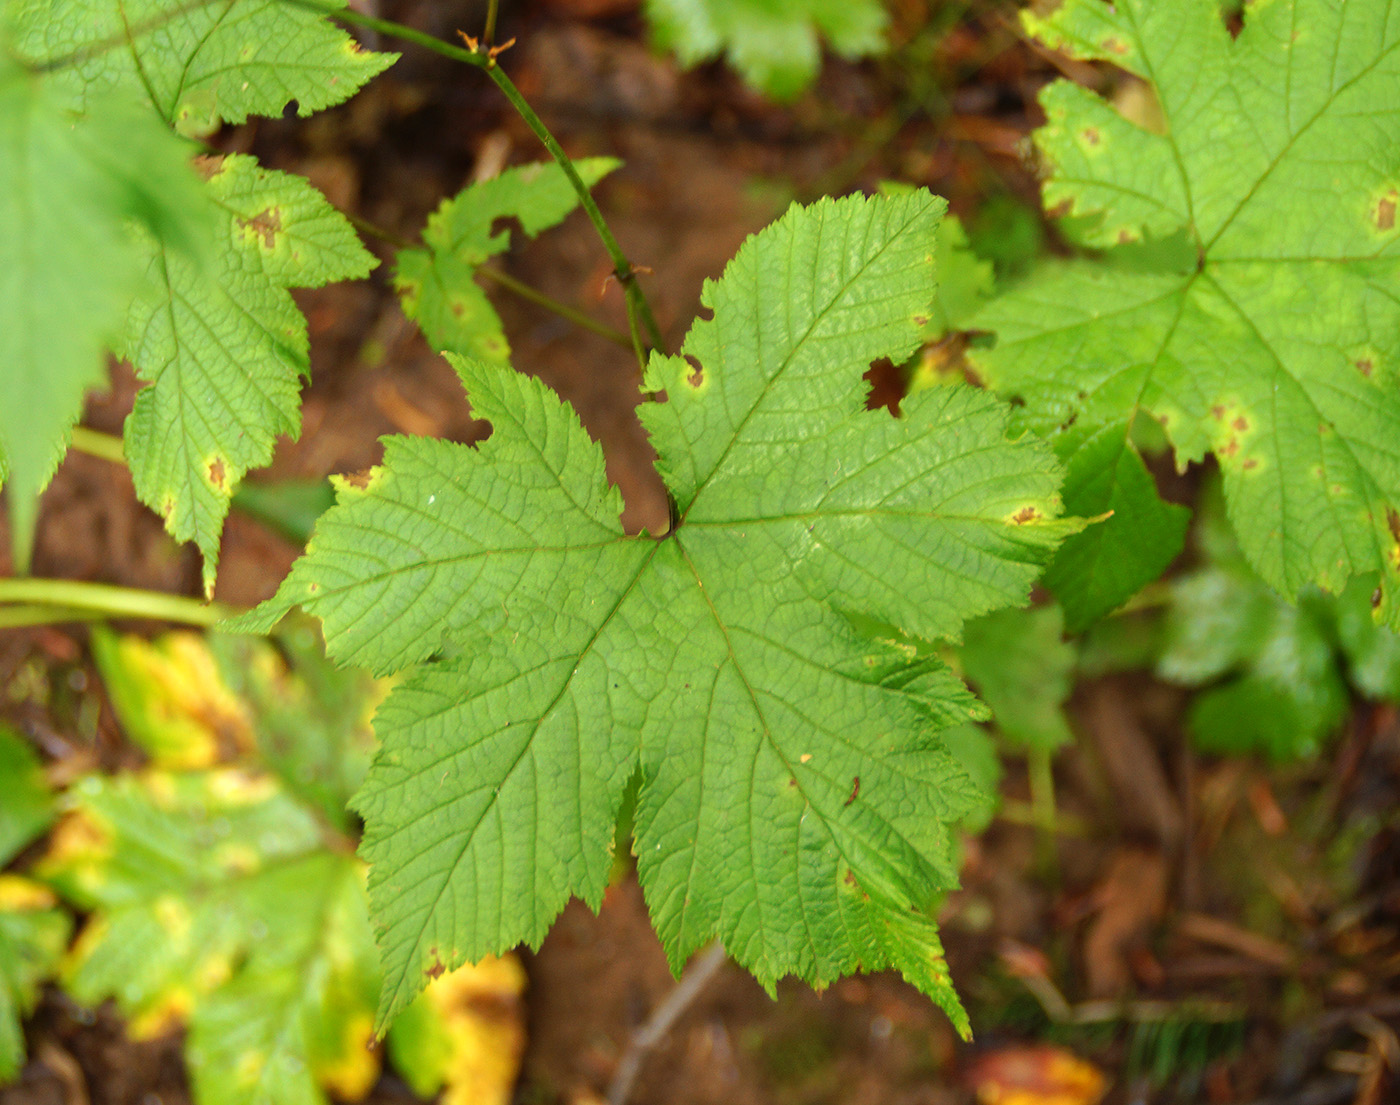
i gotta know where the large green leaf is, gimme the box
[7,0,395,135]
[0,49,212,570]
[235,192,1081,1033]
[972,0,1400,627]
[395,159,619,364]
[645,0,886,99]
[121,154,376,595]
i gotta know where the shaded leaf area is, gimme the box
[122,154,376,596]
[972,0,1400,628]
[644,0,886,99]
[396,159,619,364]
[1155,482,1400,762]
[38,769,385,1105]
[0,730,67,1083]
[0,43,213,572]
[17,628,525,1105]
[959,604,1075,755]
[6,0,395,136]
[236,191,1081,1033]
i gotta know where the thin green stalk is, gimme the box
[0,605,107,630]
[0,578,237,627]
[477,268,636,352]
[70,426,126,464]
[483,0,500,48]
[283,0,665,370]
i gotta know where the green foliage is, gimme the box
[396,159,619,363]
[41,769,384,1105]
[0,44,214,571]
[122,154,376,596]
[645,0,887,99]
[0,728,53,867]
[959,605,1075,754]
[6,0,395,135]
[972,0,1400,629]
[1043,425,1189,632]
[0,727,68,1084]
[45,629,385,1105]
[0,0,392,586]
[235,191,1081,1033]
[1156,482,1400,761]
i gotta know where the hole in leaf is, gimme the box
[863,358,904,416]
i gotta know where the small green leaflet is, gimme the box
[1042,424,1189,632]
[645,0,886,99]
[395,159,619,363]
[0,45,214,572]
[972,0,1400,628]
[122,154,376,595]
[6,0,396,136]
[234,192,1081,1034]
[959,605,1075,755]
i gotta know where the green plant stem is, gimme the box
[285,0,665,370]
[478,267,636,351]
[70,426,126,463]
[483,0,500,47]
[0,578,237,627]
[997,797,1090,837]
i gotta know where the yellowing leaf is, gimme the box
[387,956,527,1105]
[92,628,254,769]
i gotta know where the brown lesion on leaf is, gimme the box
[424,949,447,981]
[1242,458,1259,471]
[845,776,860,806]
[1232,415,1249,432]
[1357,358,1374,377]
[238,207,283,249]
[340,468,375,490]
[1387,508,1400,545]
[1009,506,1041,525]
[192,154,225,180]
[1101,35,1129,55]
[1081,126,1101,147]
[843,870,858,888]
[1376,190,1397,232]
[207,457,228,493]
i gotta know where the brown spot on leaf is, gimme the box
[239,207,283,249]
[1211,404,1226,421]
[844,870,858,888]
[192,154,225,180]
[1219,438,1239,458]
[1117,228,1135,244]
[1011,506,1041,525]
[207,458,227,491]
[1377,192,1397,231]
[1082,126,1100,146]
[1102,35,1129,54]
[845,776,860,807]
[1232,416,1249,432]
[1242,458,1258,470]
[425,949,446,980]
[1387,508,1400,544]
[1357,358,1374,376]
[341,468,374,489]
